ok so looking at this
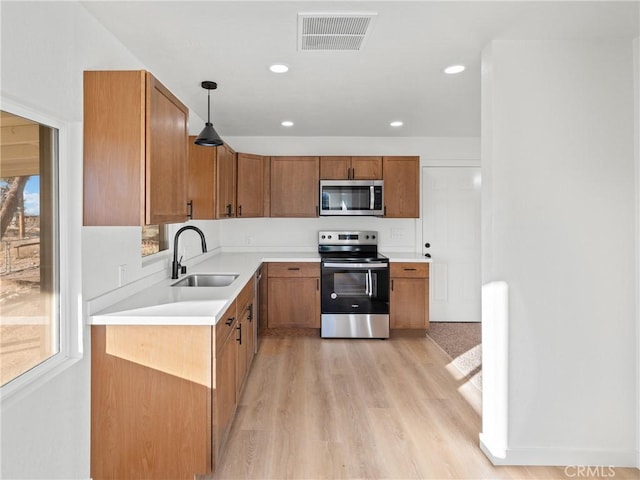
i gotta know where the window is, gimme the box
[142,224,168,257]
[0,111,59,387]
[0,107,77,401]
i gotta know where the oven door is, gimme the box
[321,261,389,315]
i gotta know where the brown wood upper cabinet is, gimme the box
[382,156,420,218]
[237,153,268,218]
[84,70,189,226]
[187,146,267,219]
[270,156,319,217]
[215,143,237,219]
[187,137,216,219]
[320,156,382,180]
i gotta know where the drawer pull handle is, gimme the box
[404,268,417,271]
[287,267,300,271]
[225,317,234,326]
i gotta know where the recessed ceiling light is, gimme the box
[281,120,294,127]
[390,121,403,127]
[269,64,289,73]
[444,65,465,74]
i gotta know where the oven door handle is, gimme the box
[323,262,388,269]
[367,270,373,297]
[365,270,370,296]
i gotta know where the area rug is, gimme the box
[428,322,482,390]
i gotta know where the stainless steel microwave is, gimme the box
[319,180,384,216]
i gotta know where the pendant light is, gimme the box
[194,81,224,147]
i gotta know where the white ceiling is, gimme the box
[80,1,639,138]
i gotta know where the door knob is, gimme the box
[424,242,431,248]
[424,253,431,258]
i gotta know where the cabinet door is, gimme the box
[320,156,350,179]
[146,73,189,224]
[214,309,238,464]
[235,302,256,394]
[215,144,237,219]
[267,277,320,328]
[351,156,382,180]
[270,156,319,217]
[84,70,146,226]
[187,136,216,219]
[382,156,419,218]
[215,330,237,462]
[320,156,382,180]
[235,314,248,396]
[390,277,429,329]
[237,153,265,218]
[245,301,256,371]
[84,71,189,226]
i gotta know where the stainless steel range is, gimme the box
[318,231,390,339]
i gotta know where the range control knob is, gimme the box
[372,234,376,239]
[321,235,326,239]
[328,235,332,239]
[365,235,370,239]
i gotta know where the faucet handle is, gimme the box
[177,256,187,275]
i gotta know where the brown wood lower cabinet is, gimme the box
[267,262,320,328]
[390,262,430,333]
[91,278,256,480]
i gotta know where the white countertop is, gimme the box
[383,252,432,262]
[88,251,429,327]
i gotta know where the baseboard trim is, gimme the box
[479,436,638,468]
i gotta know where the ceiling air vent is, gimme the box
[298,12,377,51]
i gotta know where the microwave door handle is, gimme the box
[370,186,375,211]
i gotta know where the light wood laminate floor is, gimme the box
[208,335,638,480]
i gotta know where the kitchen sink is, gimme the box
[171,274,239,287]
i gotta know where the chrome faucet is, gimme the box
[171,225,207,279]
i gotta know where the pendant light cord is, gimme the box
[207,89,211,123]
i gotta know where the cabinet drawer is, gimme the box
[267,262,320,278]
[390,262,429,278]
[237,277,254,311]
[215,301,237,351]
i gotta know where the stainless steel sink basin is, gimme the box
[171,274,239,287]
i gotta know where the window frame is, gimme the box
[0,98,81,406]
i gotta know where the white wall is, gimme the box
[1,2,151,478]
[634,36,640,470]
[480,39,638,466]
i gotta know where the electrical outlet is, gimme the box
[246,236,254,245]
[391,229,404,239]
[118,264,126,287]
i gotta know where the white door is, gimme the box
[422,166,481,322]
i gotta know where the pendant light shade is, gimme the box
[194,81,223,147]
